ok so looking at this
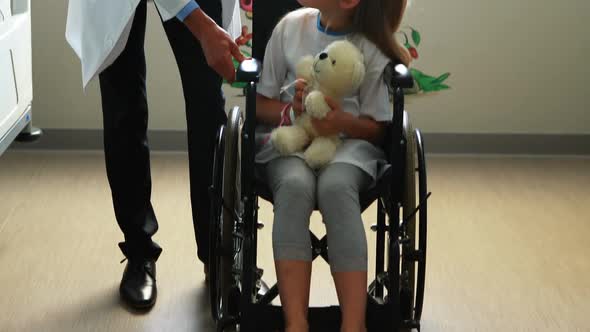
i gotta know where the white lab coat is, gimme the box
[65,0,241,88]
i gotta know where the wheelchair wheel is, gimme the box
[209,106,243,328]
[209,124,225,321]
[399,112,428,326]
[399,111,417,321]
[414,128,428,321]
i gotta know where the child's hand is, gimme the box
[311,96,350,136]
[292,79,308,117]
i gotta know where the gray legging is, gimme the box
[261,157,371,272]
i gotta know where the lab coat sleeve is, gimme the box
[176,1,199,21]
[153,0,192,21]
[65,0,83,59]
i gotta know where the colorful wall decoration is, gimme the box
[399,26,451,94]
[240,0,253,19]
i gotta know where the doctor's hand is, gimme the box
[184,8,246,83]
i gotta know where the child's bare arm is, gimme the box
[256,94,287,127]
[312,96,386,145]
[340,114,386,145]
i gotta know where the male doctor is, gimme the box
[66,0,244,310]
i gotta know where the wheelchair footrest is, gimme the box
[240,301,397,332]
[241,304,341,332]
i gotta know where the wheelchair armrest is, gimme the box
[236,58,262,83]
[389,63,414,89]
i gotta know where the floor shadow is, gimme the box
[16,285,216,332]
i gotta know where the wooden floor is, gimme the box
[0,150,588,332]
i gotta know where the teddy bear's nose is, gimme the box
[319,52,328,60]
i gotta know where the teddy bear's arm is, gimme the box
[304,90,332,119]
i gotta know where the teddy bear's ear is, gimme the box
[350,60,366,90]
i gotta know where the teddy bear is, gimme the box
[270,40,366,169]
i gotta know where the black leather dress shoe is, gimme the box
[119,259,157,310]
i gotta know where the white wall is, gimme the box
[30,0,590,134]
[402,0,590,134]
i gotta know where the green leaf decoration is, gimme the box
[431,73,450,85]
[421,74,438,83]
[401,32,409,47]
[408,68,452,93]
[411,28,421,46]
[414,79,424,90]
[410,68,425,79]
[420,84,437,92]
[230,82,248,89]
[421,83,450,92]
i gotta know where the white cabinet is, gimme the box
[0,0,37,156]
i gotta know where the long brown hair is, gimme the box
[352,0,411,65]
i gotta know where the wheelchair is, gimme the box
[208,53,430,332]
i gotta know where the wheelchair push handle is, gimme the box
[237,59,410,88]
[390,63,414,89]
[236,58,262,83]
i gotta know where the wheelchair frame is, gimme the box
[208,60,430,332]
